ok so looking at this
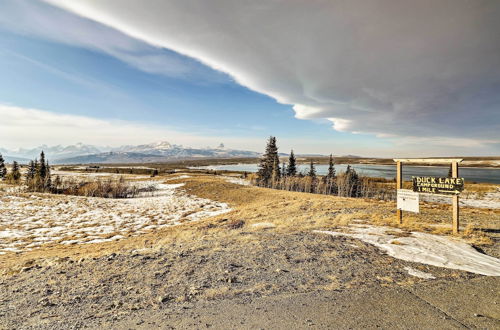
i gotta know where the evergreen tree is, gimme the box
[39,151,47,180]
[326,154,337,194]
[257,136,279,187]
[287,150,297,176]
[10,161,21,183]
[327,154,336,178]
[307,161,317,193]
[26,160,36,184]
[344,165,360,197]
[307,161,316,178]
[0,153,6,179]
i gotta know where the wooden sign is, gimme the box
[412,176,464,195]
[397,189,419,213]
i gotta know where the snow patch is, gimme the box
[251,222,276,229]
[223,176,251,186]
[314,225,500,276]
[165,175,191,181]
[0,176,230,254]
[404,266,435,279]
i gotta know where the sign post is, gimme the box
[452,161,459,234]
[393,158,464,233]
[396,161,403,224]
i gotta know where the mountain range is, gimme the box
[0,141,261,164]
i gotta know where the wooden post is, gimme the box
[452,161,459,234]
[396,161,403,224]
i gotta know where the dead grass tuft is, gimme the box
[226,219,245,230]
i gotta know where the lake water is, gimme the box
[190,163,500,184]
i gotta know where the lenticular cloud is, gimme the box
[46,0,500,145]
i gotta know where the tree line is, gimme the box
[0,151,53,192]
[254,136,376,198]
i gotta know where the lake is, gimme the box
[189,163,500,184]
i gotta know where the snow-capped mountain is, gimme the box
[111,141,174,155]
[0,141,260,164]
[0,143,102,161]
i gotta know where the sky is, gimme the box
[0,0,499,157]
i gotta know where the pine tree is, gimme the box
[0,153,6,180]
[344,165,360,197]
[26,160,36,185]
[10,161,21,183]
[257,136,279,187]
[39,151,47,180]
[287,150,297,176]
[326,154,337,194]
[308,161,316,178]
[307,161,317,193]
[327,154,336,178]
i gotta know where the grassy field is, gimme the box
[1,172,499,328]
[1,172,498,270]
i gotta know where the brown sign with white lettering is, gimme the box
[412,176,464,195]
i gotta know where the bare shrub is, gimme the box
[251,169,395,200]
[50,176,156,198]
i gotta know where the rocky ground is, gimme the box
[0,173,499,329]
[1,230,495,329]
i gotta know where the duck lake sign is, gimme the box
[412,176,464,195]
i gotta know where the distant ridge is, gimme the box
[0,141,261,164]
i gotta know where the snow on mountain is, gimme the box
[111,141,174,154]
[0,143,102,160]
[1,141,261,164]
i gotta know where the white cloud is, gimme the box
[45,0,500,146]
[0,0,227,82]
[2,104,498,157]
[0,104,258,149]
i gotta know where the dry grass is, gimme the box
[1,173,498,272]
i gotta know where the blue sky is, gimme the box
[0,0,499,156]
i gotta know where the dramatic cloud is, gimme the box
[46,0,500,148]
[0,104,257,149]
[0,0,227,82]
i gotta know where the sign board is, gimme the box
[397,189,419,213]
[412,176,464,195]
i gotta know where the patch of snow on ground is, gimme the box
[165,175,191,181]
[0,178,230,254]
[404,266,435,279]
[314,224,500,276]
[251,222,276,229]
[223,176,251,186]
[420,189,500,209]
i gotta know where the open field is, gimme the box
[0,172,499,328]
[0,173,229,255]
